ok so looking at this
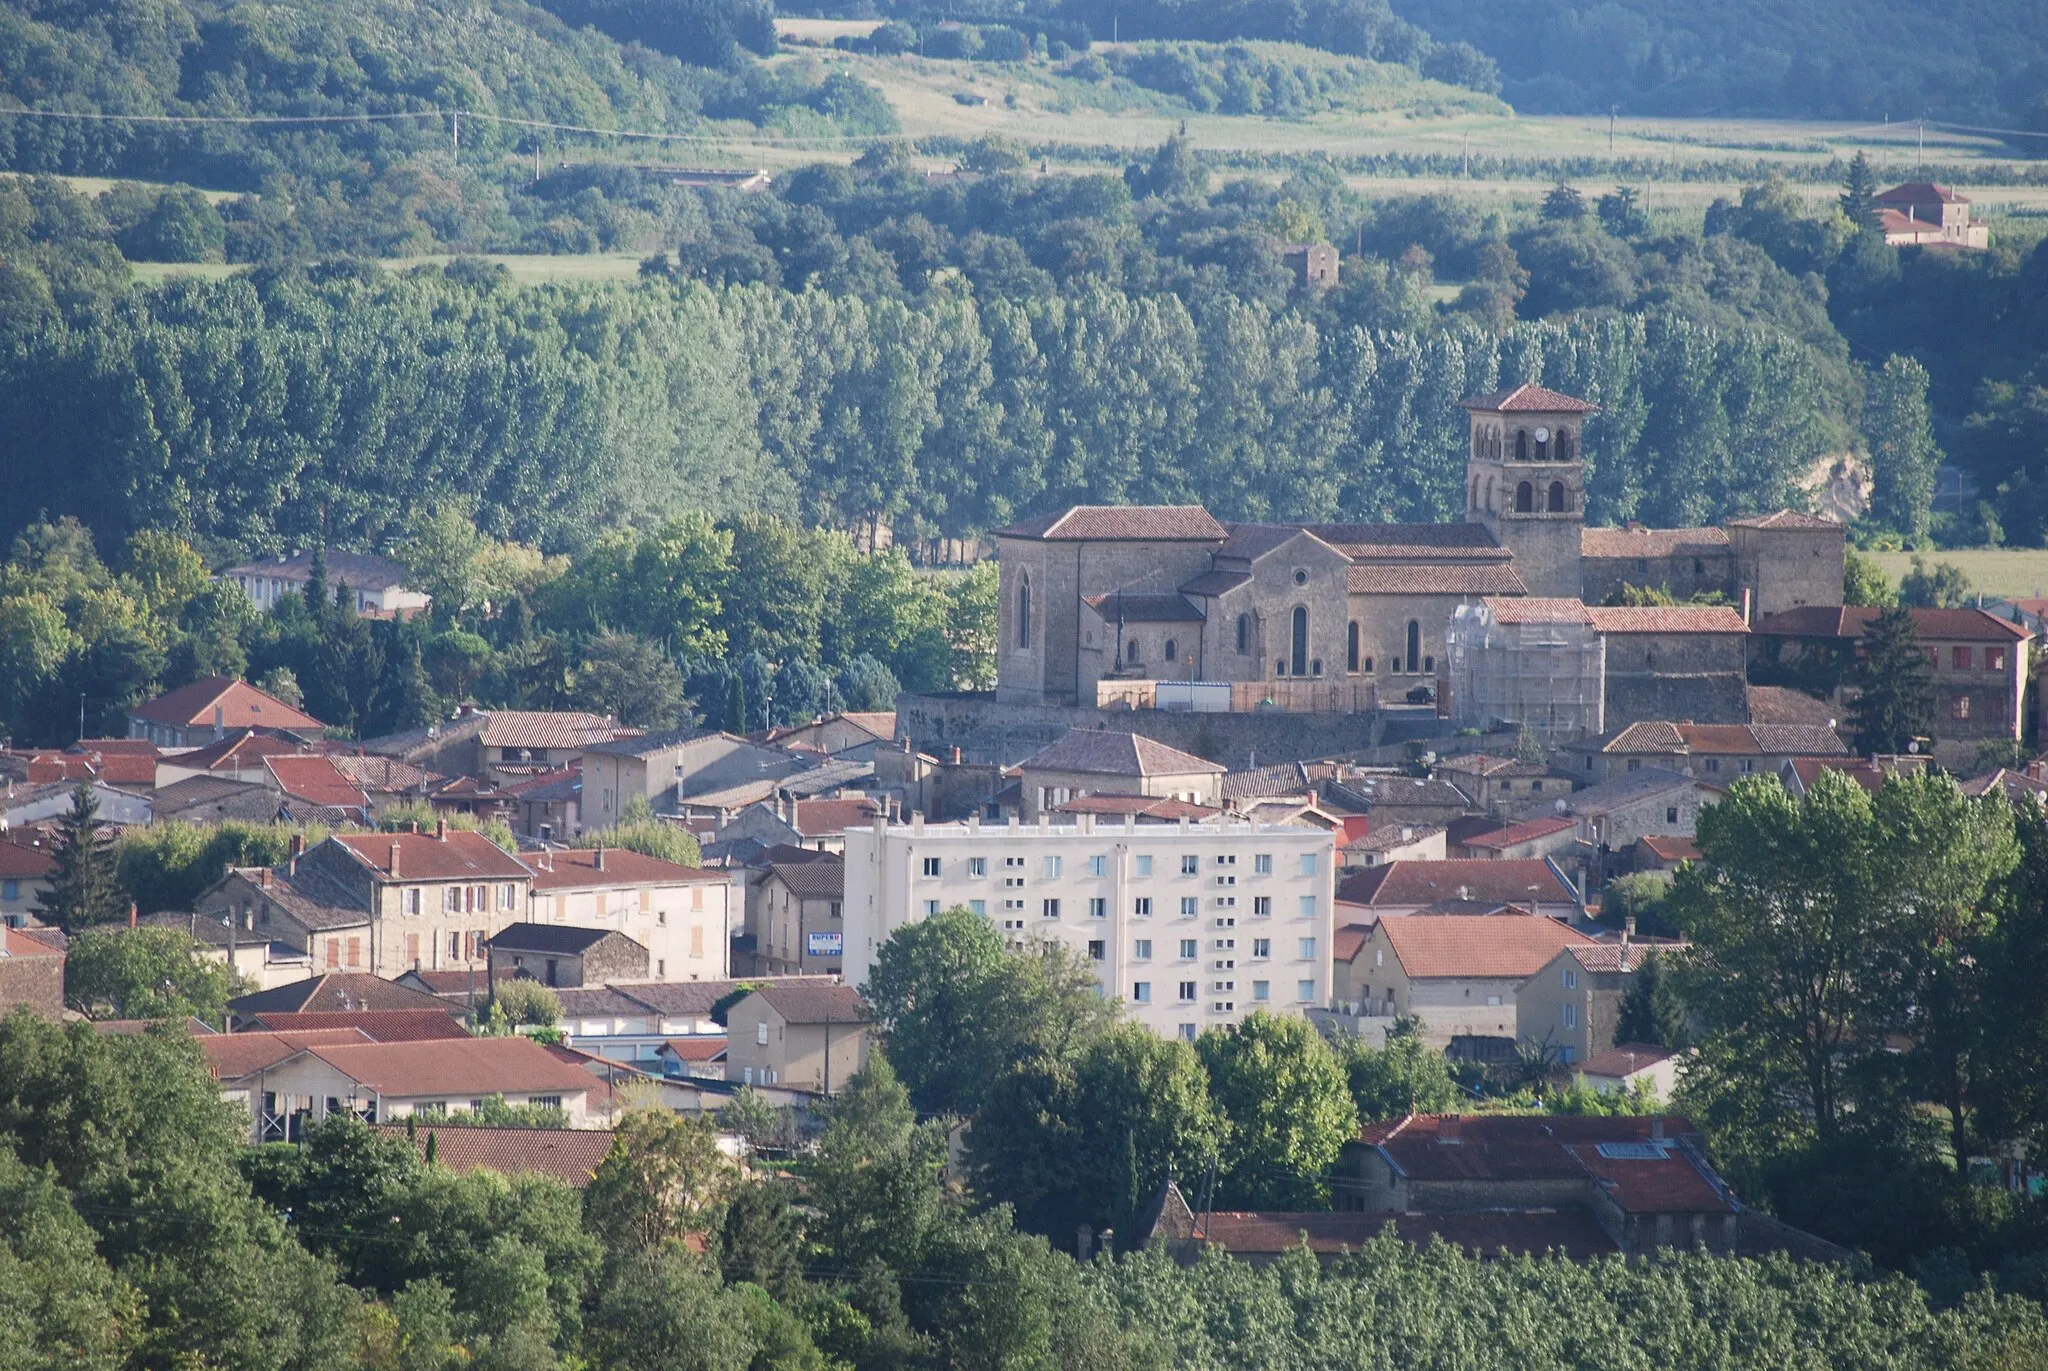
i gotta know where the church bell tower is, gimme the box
[1461,383,1598,599]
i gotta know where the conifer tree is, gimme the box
[1839,151,1881,229]
[1848,604,1935,755]
[33,783,127,933]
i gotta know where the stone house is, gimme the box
[523,846,734,984]
[1516,940,1674,1066]
[1875,183,1989,249]
[1429,753,1570,819]
[1571,721,1849,784]
[1579,526,1733,606]
[580,729,808,825]
[748,858,845,976]
[487,924,649,988]
[358,709,637,786]
[1585,605,1751,729]
[1458,816,1580,863]
[1346,913,1599,1052]
[1281,242,1340,288]
[1014,728,1224,819]
[724,982,871,1093]
[127,675,323,748]
[1562,768,1718,868]
[1725,510,1847,617]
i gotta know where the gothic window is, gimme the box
[1516,429,1529,461]
[1406,620,1420,674]
[1515,481,1534,513]
[1017,575,1031,648]
[1164,638,1177,662]
[1547,480,1566,512]
[1364,656,1375,672]
[1236,614,1249,654]
[1290,606,1309,677]
[1126,639,1141,664]
[1347,621,1360,673]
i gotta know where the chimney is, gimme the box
[389,842,402,878]
[1739,587,1753,626]
[949,746,962,765]
[289,833,305,859]
[259,868,272,889]
[214,704,225,737]
[409,821,420,835]
[1650,1115,1666,1143]
[434,819,447,841]
[127,902,137,930]
[595,847,606,872]
[1623,916,1635,945]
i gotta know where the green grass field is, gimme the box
[1869,550,2048,601]
[130,254,650,285]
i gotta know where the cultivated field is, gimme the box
[1869,549,2048,601]
[130,253,651,285]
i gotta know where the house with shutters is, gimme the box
[521,846,735,984]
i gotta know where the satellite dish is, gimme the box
[1533,426,1551,443]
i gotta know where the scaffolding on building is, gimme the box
[1444,599,1605,739]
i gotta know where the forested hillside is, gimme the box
[1389,0,2048,121]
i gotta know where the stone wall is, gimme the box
[1580,552,1735,606]
[896,692,1422,768]
[1601,632,1749,728]
[0,947,62,1015]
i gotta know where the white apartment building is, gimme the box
[844,813,1335,1042]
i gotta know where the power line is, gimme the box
[0,106,442,126]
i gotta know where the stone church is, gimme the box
[994,384,1846,710]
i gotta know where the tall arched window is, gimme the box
[1290,606,1309,677]
[1558,427,1576,459]
[1017,576,1031,648]
[1515,481,1534,513]
[1534,433,1549,460]
[1347,621,1360,673]
[1515,429,1529,461]
[1126,639,1141,664]
[1406,620,1421,675]
[1236,614,1249,655]
[1164,638,1177,663]
[1547,480,1566,512]
[1484,477,1494,511]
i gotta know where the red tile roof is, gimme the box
[752,981,869,1025]
[1333,922,1373,965]
[249,1009,474,1042]
[476,711,636,750]
[1459,383,1599,414]
[1877,182,1967,205]
[1577,1043,1679,1079]
[527,846,724,890]
[1566,1142,1732,1214]
[3,925,62,958]
[380,1123,616,1187]
[229,973,460,1017]
[70,738,160,756]
[1586,606,1750,635]
[170,731,313,773]
[0,840,54,879]
[1461,816,1575,850]
[661,1036,728,1061]
[1580,526,1729,559]
[1378,913,1596,979]
[1564,942,1676,973]
[1636,835,1699,863]
[1053,794,1222,821]
[997,506,1228,542]
[200,1028,371,1079]
[266,755,370,811]
[1360,1114,1701,1195]
[1020,728,1220,778]
[790,797,883,838]
[1746,685,1839,726]
[132,676,322,731]
[1348,563,1528,595]
[303,1036,598,1097]
[765,860,846,900]
[1338,860,1576,910]
[330,830,530,882]
[1305,523,1511,561]
[1481,597,1593,625]
[1184,1208,1618,1260]
[1754,605,2028,643]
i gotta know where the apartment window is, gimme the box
[969,899,987,916]
[757,1021,769,1045]
[1042,898,1062,919]
[1134,939,1153,960]
[1179,939,1198,959]
[1952,695,1972,720]
[1089,897,1107,919]
[1132,982,1151,1003]
[1181,855,1200,876]
[1003,899,1025,911]
[403,889,421,915]
[1298,853,1317,876]
[1089,855,1108,877]
[1004,855,1025,868]
[922,857,941,877]
[1212,937,1236,951]
[1705,758,1721,774]
[658,910,668,926]
[1215,853,1237,867]
[1252,938,1271,959]
[1178,982,1197,1003]
[1562,1003,1579,1029]
[968,857,987,877]
[1298,896,1317,918]
[1214,874,1236,887]
[1666,807,1679,824]
[1254,853,1273,875]
[1298,937,1317,960]
[1953,646,1973,670]
[830,901,842,918]
[923,900,941,917]
[499,884,517,910]
[1133,897,1153,917]
[1043,856,1063,879]
[1180,897,1198,918]
[1087,940,1105,961]
[1297,979,1317,1002]
[1134,855,1154,877]
[1989,646,2008,671]
[1252,980,1270,1001]
[444,887,461,913]
[447,932,460,959]
[1253,896,1272,917]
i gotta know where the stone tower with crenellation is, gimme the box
[1461,383,1599,600]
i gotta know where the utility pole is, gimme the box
[1917,119,1923,173]
[1461,132,1468,178]
[1609,105,1617,153]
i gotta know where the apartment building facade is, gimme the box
[844,814,1335,1042]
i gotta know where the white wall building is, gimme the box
[844,814,1335,1042]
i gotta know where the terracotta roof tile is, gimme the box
[170,731,315,773]
[997,506,1228,542]
[1305,524,1510,560]
[304,1036,597,1097]
[1333,922,1372,964]
[661,1036,728,1062]
[201,1028,371,1079]
[790,797,883,838]
[1636,835,1700,863]
[1724,509,1841,530]
[1566,1143,1732,1214]
[1179,568,1253,597]
[1564,768,1702,815]
[477,711,636,750]
[1348,564,1528,595]
[380,1123,615,1187]
[0,840,54,879]
[1216,523,1330,562]
[1186,1208,1619,1260]
[330,831,530,882]
[1460,383,1599,414]
[220,550,412,591]
[766,860,845,900]
[1746,685,1839,726]
[1586,606,1750,634]
[1378,913,1595,979]
[249,1009,473,1042]
[1755,605,2028,643]
[753,981,868,1024]
[229,973,457,1017]
[266,755,371,811]
[1564,942,1677,973]
[1053,794,1221,821]
[132,676,323,731]
[1020,728,1220,779]
[1482,597,1593,625]
[1577,1043,1679,1078]
[528,847,725,890]
[1462,816,1576,850]
[1580,526,1730,559]
[1337,860,1575,909]
[1877,182,1967,205]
